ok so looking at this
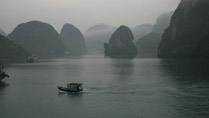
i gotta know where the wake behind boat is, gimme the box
[58,83,83,93]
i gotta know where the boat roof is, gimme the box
[68,83,82,85]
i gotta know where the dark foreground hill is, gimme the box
[0,34,28,61]
[8,21,64,58]
[0,29,6,36]
[158,0,209,58]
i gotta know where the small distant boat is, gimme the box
[0,66,9,81]
[27,54,39,63]
[58,83,83,93]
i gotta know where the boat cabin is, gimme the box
[27,54,39,62]
[67,83,83,92]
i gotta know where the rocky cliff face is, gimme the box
[0,34,28,60]
[60,23,87,55]
[8,21,64,58]
[158,0,209,58]
[181,0,200,15]
[104,25,137,57]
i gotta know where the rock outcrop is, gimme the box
[0,34,28,60]
[104,25,137,57]
[8,21,64,58]
[60,23,87,55]
[158,0,209,58]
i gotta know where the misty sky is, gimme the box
[0,0,180,34]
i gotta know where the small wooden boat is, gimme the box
[27,54,39,63]
[58,83,83,93]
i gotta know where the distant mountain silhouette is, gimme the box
[87,23,115,31]
[135,12,173,56]
[8,21,64,58]
[152,11,173,35]
[84,24,116,52]
[60,23,87,56]
[132,24,153,40]
[104,25,137,57]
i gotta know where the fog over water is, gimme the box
[0,0,180,33]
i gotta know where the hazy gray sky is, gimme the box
[0,0,180,34]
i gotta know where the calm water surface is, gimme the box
[0,54,209,118]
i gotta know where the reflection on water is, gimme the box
[110,59,134,79]
[0,82,9,90]
[160,59,209,79]
[0,82,9,98]
[105,55,136,59]
[160,59,209,118]
[0,59,26,65]
[58,91,83,99]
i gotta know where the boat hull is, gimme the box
[57,86,83,93]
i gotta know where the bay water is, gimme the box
[0,54,209,118]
